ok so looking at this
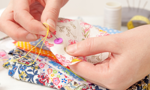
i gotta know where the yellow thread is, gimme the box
[0,23,50,66]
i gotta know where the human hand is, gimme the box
[66,25,150,90]
[0,0,68,41]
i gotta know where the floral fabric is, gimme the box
[43,18,110,66]
[4,49,92,89]
[3,48,150,90]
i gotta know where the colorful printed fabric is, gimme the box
[94,25,122,34]
[3,20,150,90]
[5,49,91,89]
[30,38,50,50]
[43,18,110,66]
[14,41,59,62]
[3,49,150,90]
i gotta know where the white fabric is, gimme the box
[44,18,109,66]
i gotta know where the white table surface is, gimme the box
[0,8,127,90]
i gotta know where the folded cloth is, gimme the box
[3,48,149,90]
[14,41,59,62]
[4,48,99,89]
[43,18,110,66]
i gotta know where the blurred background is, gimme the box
[0,0,150,17]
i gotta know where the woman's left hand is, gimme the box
[67,25,150,90]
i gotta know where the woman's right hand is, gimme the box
[0,0,68,41]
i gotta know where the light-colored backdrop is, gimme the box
[0,0,150,17]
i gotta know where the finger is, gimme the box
[41,0,67,32]
[1,20,39,42]
[66,36,121,56]
[69,60,110,82]
[13,0,47,35]
[69,61,98,79]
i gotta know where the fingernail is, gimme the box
[26,33,37,40]
[47,19,56,32]
[39,30,47,35]
[66,44,76,54]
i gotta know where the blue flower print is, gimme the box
[58,71,62,75]
[61,78,67,83]
[43,69,45,72]
[20,66,27,71]
[8,70,15,77]
[48,65,52,68]
[12,66,18,71]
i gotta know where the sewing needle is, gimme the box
[43,23,58,39]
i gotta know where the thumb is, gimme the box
[66,36,119,56]
[69,61,98,80]
[69,60,110,83]
[41,0,64,32]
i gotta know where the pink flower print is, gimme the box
[68,79,72,83]
[47,35,53,39]
[37,59,42,62]
[55,54,60,59]
[0,52,6,57]
[47,68,52,74]
[38,74,49,85]
[39,63,45,68]
[80,56,87,61]
[58,85,62,89]
[55,54,71,66]
[62,60,71,66]
[53,77,60,85]
[80,22,92,33]
[59,55,66,61]
[97,32,110,37]
[45,41,54,48]
[104,33,110,36]
[53,31,56,35]
[68,40,77,45]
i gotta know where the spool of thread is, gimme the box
[104,1,122,30]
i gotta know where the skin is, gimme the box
[67,25,150,90]
[1,0,150,89]
[0,0,68,41]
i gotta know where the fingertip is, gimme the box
[46,19,56,32]
[66,44,77,55]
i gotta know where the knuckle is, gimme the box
[47,8,58,14]
[45,8,59,21]
[13,33,21,41]
[11,27,25,41]
[27,18,40,33]
[14,11,20,22]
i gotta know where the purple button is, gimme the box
[54,38,63,44]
